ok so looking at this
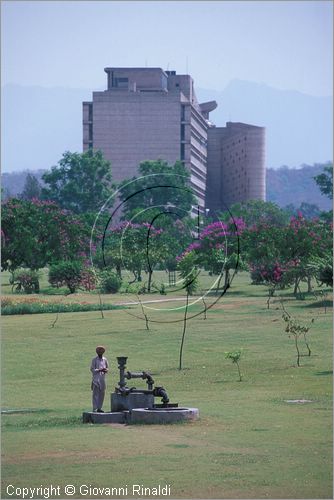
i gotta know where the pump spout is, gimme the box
[153,386,169,404]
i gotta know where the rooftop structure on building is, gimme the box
[83,67,265,213]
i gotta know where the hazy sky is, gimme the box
[2,0,333,96]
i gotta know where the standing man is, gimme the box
[91,346,109,412]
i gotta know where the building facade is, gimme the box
[83,67,265,213]
[206,122,266,215]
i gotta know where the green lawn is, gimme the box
[1,273,332,499]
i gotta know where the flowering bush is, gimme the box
[177,217,246,293]
[249,261,297,287]
[79,269,97,292]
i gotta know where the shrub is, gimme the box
[98,269,122,294]
[1,296,125,315]
[48,261,83,293]
[12,269,40,294]
[119,281,145,294]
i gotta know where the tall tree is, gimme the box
[314,164,333,200]
[41,150,112,213]
[20,173,42,200]
[118,159,197,220]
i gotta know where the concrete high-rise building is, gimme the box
[83,67,265,213]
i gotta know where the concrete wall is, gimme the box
[89,91,181,184]
[206,122,266,212]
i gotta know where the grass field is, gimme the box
[1,272,333,499]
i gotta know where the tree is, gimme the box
[245,214,333,295]
[102,221,168,292]
[118,159,197,220]
[314,164,333,200]
[284,202,321,220]
[219,200,289,228]
[225,350,243,381]
[308,255,333,288]
[179,218,246,294]
[283,214,332,293]
[41,150,112,213]
[249,260,295,308]
[48,261,96,294]
[20,173,42,200]
[1,198,91,272]
[177,251,199,370]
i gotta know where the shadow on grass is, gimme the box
[304,300,332,309]
[314,370,333,376]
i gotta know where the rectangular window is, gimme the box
[181,105,186,121]
[161,74,167,90]
[181,124,185,141]
[180,143,185,161]
[115,77,128,88]
[88,104,93,122]
[89,124,93,141]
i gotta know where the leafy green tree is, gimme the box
[118,159,197,220]
[219,200,289,227]
[42,150,112,213]
[48,261,84,294]
[102,221,168,292]
[20,173,42,200]
[314,164,333,200]
[308,255,333,288]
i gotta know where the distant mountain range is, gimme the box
[1,79,332,172]
[266,163,332,211]
[2,164,331,212]
[196,80,332,169]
